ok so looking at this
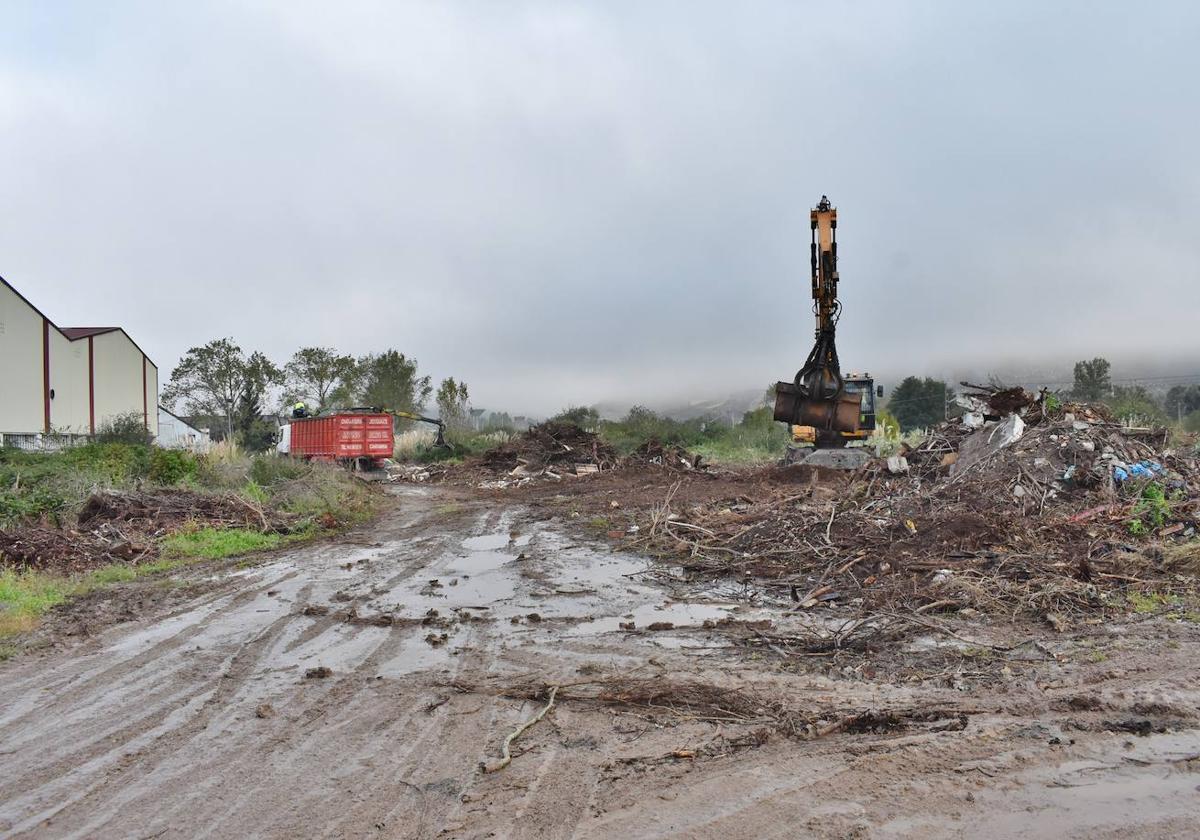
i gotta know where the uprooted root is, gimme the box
[445,675,970,739]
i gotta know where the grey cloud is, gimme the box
[2,1,1197,416]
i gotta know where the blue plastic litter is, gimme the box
[1114,460,1163,482]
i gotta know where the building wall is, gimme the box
[157,408,209,451]
[47,328,90,434]
[1,280,158,438]
[92,330,157,437]
[0,282,46,434]
[145,359,159,438]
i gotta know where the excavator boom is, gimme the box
[773,196,862,442]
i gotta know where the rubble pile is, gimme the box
[476,421,619,477]
[644,389,1199,620]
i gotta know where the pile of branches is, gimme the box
[1,489,299,575]
[637,395,1199,620]
[624,439,703,471]
[78,489,294,533]
[477,420,619,474]
[0,525,151,575]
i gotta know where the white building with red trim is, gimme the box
[0,276,158,445]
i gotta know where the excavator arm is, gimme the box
[773,196,862,443]
[391,410,450,449]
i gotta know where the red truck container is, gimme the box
[287,412,393,467]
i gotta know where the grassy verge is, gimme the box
[161,528,283,560]
[0,443,382,649]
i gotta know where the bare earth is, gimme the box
[2,483,1199,839]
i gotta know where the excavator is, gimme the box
[773,196,881,461]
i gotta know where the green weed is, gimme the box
[0,570,69,635]
[1128,482,1171,536]
[161,528,281,560]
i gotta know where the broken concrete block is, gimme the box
[803,448,872,470]
[887,455,909,474]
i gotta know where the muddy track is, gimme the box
[2,485,1199,839]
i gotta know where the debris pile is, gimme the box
[1,489,296,575]
[0,526,152,575]
[476,421,619,479]
[78,489,294,533]
[625,440,703,471]
[640,390,1199,621]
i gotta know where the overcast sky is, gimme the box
[3,1,1199,416]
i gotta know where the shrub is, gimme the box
[149,449,199,485]
[95,412,153,446]
[249,454,310,486]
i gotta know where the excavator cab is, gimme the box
[786,374,882,447]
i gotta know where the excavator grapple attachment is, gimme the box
[773,381,860,433]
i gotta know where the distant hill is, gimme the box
[595,388,768,425]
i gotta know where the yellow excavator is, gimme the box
[774,196,881,455]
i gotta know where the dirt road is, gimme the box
[2,485,1199,838]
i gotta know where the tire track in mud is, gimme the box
[1,494,501,839]
[0,568,303,734]
[3,593,306,838]
[0,572,308,824]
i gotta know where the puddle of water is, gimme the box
[375,634,456,677]
[446,550,516,576]
[462,531,534,551]
[381,570,517,616]
[567,601,741,636]
[462,533,510,551]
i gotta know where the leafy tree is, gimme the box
[1105,385,1165,426]
[234,379,276,452]
[887,376,951,431]
[1165,384,1200,421]
[1072,357,1111,402]
[436,377,470,430]
[284,347,357,410]
[483,411,515,432]
[551,405,600,430]
[359,351,432,413]
[162,339,282,440]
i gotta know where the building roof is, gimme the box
[157,405,207,435]
[61,327,121,339]
[0,275,156,367]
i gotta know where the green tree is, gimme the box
[162,339,282,440]
[1072,357,1111,402]
[1164,384,1200,422]
[359,351,433,413]
[436,377,470,430]
[551,405,600,429]
[234,377,277,453]
[483,411,515,432]
[1105,385,1165,426]
[284,347,357,410]
[887,376,951,431]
